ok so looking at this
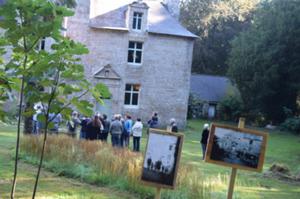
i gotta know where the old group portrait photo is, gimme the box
[141,129,183,188]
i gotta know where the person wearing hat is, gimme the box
[201,123,210,160]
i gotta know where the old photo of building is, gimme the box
[141,130,183,188]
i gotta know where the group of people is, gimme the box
[67,111,144,152]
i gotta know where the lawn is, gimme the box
[0,124,138,199]
[0,120,300,199]
[180,120,300,199]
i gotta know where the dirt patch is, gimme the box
[263,163,300,184]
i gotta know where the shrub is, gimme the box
[20,135,218,199]
[280,117,300,134]
[187,93,204,119]
[218,94,244,121]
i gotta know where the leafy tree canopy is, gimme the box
[228,0,300,123]
[180,0,259,75]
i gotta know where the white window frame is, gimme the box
[132,12,143,30]
[124,84,140,107]
[128,41,143,65]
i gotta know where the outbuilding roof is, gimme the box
[89,0,197,38]
[190,74,235,102]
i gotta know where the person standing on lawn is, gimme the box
[80,116,90,139]
[67,111,81,138]
[201,123,210,160]
[101,114,110,142]
[86,114,102,140]
[132,118,143,152]
[109,114,123,147]
[169,118,178,133]
[123,115,133,147]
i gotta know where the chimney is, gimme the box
[162,0,180,20]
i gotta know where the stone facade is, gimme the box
[65,0,195,128]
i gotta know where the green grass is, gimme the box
[0,124,138,199]
[181,120,300,199]
[1,120,300,199]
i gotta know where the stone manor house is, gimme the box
[1,0,197,127]
[65,0,197,127]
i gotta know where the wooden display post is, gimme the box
[155,187,162,199]
[227,117,245,199]
[141,129,184,199]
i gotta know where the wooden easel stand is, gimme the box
[227,117,245,199]
[155,187,162,199]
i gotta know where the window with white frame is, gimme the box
[132,12,143,30]
[124,84,140,106]
[128,41,143,64]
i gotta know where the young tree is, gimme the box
[0,37,10,121]
[0,0,108,198]
[228,0,300,123]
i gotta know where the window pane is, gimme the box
[129,41,135,48]
[133,84,140,91]
[128,50,134,63]
[132,18,137,29]
[134,12,138,17]
[135,51,142,63]
[137,18,142,29]
[124,93,131,105]
[125,84,131,91]
[132,93,139,105]
[136,42,143,49]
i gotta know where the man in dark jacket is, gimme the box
[101,114,110,142]
[201,123,210,160]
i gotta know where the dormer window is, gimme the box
[132,12,143,30]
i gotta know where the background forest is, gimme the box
[181,0,300,131]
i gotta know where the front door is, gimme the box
[208,105,216,118]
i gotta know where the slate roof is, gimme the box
[89,0,197,38]
[190,74,234,102]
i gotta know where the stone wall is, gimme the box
[66,0,194,128]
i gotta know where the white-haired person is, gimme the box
[169,118,178,133]
[109,114,123,147]
[132,118,143,152]
[201,123,210,160]
[67,111,81,138]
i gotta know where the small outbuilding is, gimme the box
[189,74,236,118]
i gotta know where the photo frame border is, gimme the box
[140,128,184,189]
[205,124,268,172]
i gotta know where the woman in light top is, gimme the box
[132,118,143,152]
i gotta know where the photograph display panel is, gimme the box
[141,129,183,189]
[205,124,267,172]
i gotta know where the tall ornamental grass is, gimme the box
[21,135,223,198]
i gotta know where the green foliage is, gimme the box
[228,0,300,123]
[0,0,109,196]
[187,93,204,119]
[180,0,259,75]
[218,92,244,121]
[280,117,300,134]
[0,0,109,126]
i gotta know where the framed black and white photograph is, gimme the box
[141,129,184,189]
[205,124,268,172]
